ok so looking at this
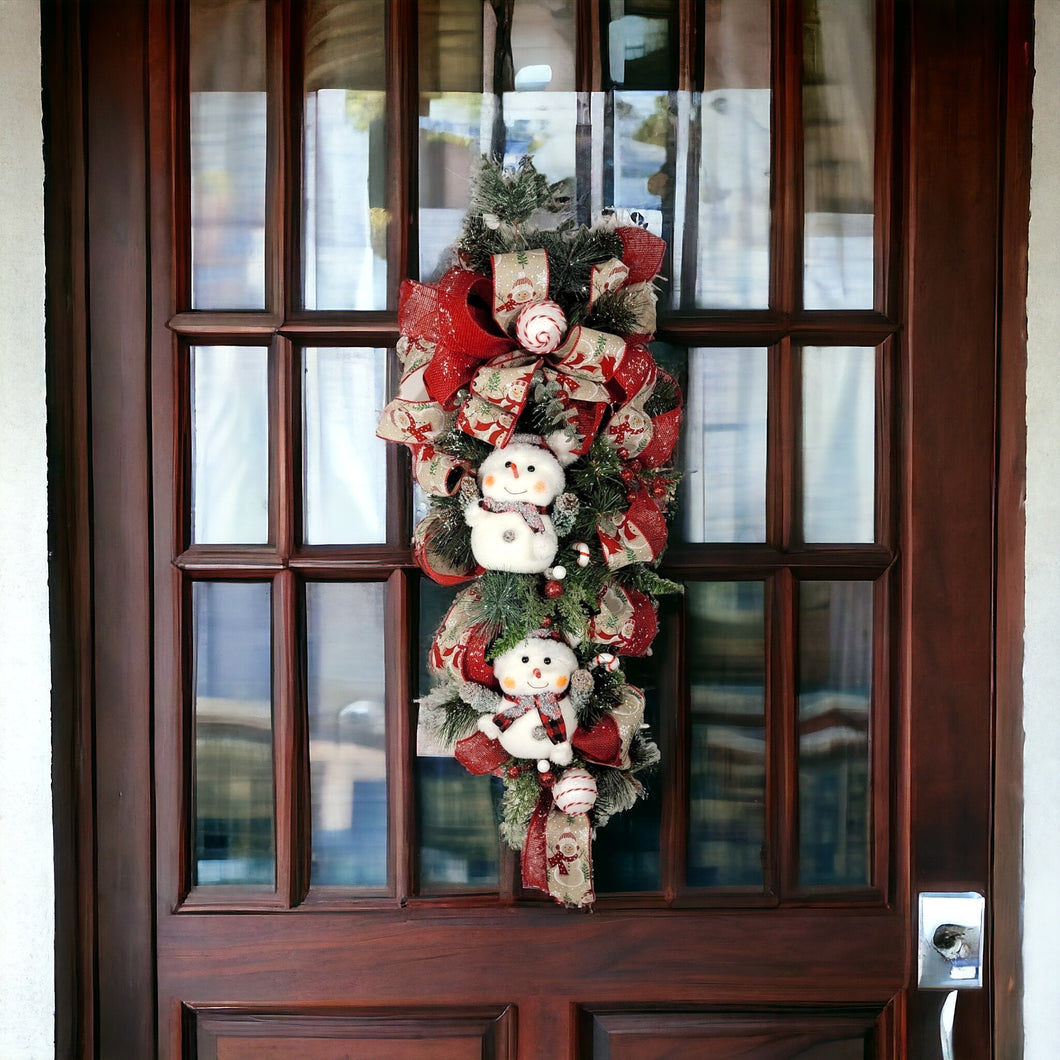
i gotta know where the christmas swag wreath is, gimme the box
[377,157,683,907]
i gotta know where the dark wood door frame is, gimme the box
[42,1,1031,1056]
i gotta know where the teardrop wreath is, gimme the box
[377,157,683,907]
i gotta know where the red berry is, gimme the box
[652,483,667,498]
[618,448,629,460]
[630,459,643,473]
[544,580,564,599]
[620,467,635,483]
[539,771,555,787]
[541,615,552,627]
[507,765,521,779]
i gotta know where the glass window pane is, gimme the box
[801,346,875,543]
[604,3,677,251]
[798,580,872,888]
[191,345,269,544]
[416,578,499,890]
[190,0,267,309]
[303,348,388,544]
[193,581,274,886]
[688,0,771,308]
[682,347,768,543]
[686,581,767,889]
[307,582,387,887]
[592,638,666,895]
[802,0,875,309]
[418,0,577,281]
[302,0,388,309]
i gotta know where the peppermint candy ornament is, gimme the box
[552,767,599,816]
[515,300,567,354]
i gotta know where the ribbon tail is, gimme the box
[521,790,554,895]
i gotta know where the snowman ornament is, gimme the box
[477,633,581,769]
[464,437,566,574]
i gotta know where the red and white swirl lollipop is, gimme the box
[515,300,567,355]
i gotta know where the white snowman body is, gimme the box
[477,635,578,767]
[464,439,564,574]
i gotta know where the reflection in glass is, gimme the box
[592,636,666,894]
[191,345,269,544]
[802,346,875,543]
[686,582,766,888]
[802,0,875,309]
[307,582,387,887]
[190,0,267,309]
[302,0,388,309]
[418,0,576,280]
[682,348,768,543]
[416,578,499,889]
[605,4,676,243]
[798,580,872,887]
[303,348,388,544]
[687,0,771,308]
[193,581,274,886]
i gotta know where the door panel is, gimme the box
[189,1006,515,1060]
[53,0,1022,1056]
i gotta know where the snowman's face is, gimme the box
[479,442,564,505]
[493,636,576,697]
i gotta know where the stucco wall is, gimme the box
[0,2,53,1058]
[1023,2,1060,1056]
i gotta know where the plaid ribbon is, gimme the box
[494,692,568,744]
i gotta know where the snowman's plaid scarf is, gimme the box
[494,692,567,744]
[480,497,548,533]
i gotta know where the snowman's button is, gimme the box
[531,725,547,740]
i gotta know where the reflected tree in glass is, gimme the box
[418,0,577,280]
[306,582,387,887]
[193,581,274,887]
[798,580,873,888]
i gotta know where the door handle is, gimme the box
[917,892,985,1058]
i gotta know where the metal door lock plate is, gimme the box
[917,891,985,989]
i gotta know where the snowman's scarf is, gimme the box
[480,497,548,533]
[494,692,568,744]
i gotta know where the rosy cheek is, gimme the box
[555,674,568,689]
[533,479,547,494]
[502,676,516,690]
[484,474,495,488]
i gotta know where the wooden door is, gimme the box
[44,0,1029,1057]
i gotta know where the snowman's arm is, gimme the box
[458,679,501,714]
[569,668,594,714]
[463,499,484,528]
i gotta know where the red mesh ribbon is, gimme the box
[401,270,517,409]
[616,226,666,284]
[454,731,510,775]
[572,717,623,767]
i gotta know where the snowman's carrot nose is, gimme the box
[533,667,542,679]
[510,463,520,478]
